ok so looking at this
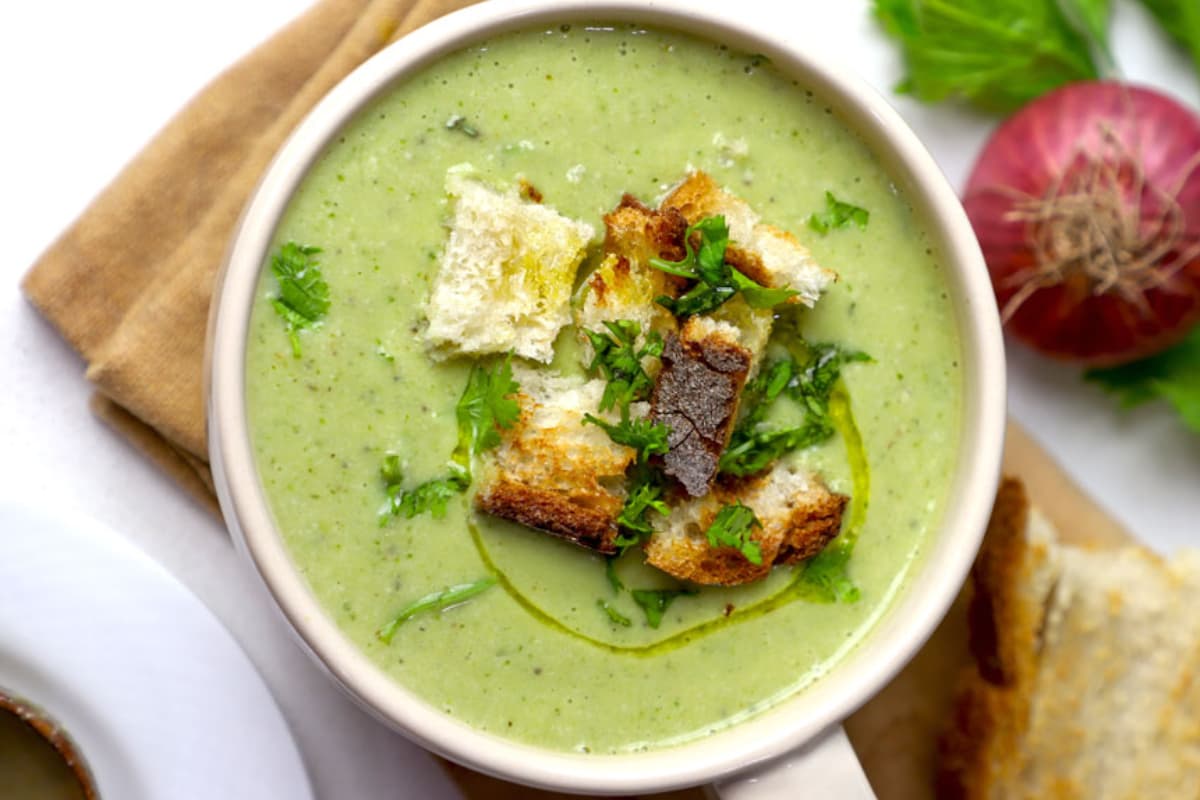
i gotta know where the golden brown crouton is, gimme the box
[473,370,637,554]
[644,460,847,586]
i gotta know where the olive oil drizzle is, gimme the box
[467,380,870,657]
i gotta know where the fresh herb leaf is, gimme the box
[454,358,521,462]
[1138,0,1200,75]
[795,544,860,604]
[583,411,670,462]
[445,114,480,137]
[377,577,496,643]
[807,192,870,234]
[1085,328,1200,434]
[597,599,632,627]
[650,216,797,316]
[614,471,671,549]
[604,557,625,592]
[270,242,329,357]
[631,588,696,628]
[381,361,519,524]
[720,343,870,476]
[705,502,764,565]
[872,0,1106,113]
[584,320,664,412]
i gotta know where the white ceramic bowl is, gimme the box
[208,1,1005,795]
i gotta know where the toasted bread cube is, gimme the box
[474,369,639,554]
[644,460,847,586]
[424,169,594,363]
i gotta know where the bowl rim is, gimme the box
[208,0,1006,793]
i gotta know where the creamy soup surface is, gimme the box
[245,23,962,754]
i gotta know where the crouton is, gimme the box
[574,195,688,356]
[938,478,1200,799]
[424,168,594,363]
[644,460,847,586]
[473,368,638,554]
[661,171,836,307]
[650,316,753,497]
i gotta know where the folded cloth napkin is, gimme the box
[21,0,478,515]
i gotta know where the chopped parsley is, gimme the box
[613,469,670,551]
[597,599,632,627]
[582,411,670,463]
[583,320,663,412]
[604,556,624,592]
[720,342,870,477]
[1086,327,1200,435]
[377,577,496,643]
[650,216,798,316]
[380,360,519,523]
[269,242,329,358]
[631,588,696,628]
[806,192,870,234]
[705,502,764,565]
[794,543,860,604]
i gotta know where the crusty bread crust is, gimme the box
[475,478,619,553]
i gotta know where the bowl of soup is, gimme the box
[208,0,1005,793]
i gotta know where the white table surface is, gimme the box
[3,2,1198,798]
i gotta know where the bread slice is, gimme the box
[938,478,1200,799]
[650,315,753,498]
[473,368,638,554]
[424,167,594,363]
[644,460,847,586]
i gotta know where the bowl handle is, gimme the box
[709,725,875,799]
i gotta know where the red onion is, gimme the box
[963,81,1200,366]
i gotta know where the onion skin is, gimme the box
[964,81,1200,367]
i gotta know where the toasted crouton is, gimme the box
[574,195,688,355]
[644,460,847,586]
[661,171,835,307]
[938,478,1200,799]
[424,168,594,363]
[650,316,753,497]
[473,369,638,554]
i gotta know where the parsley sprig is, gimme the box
[649,216,798,317]
[583,320,663,412]
[720,342,870,477]
[806,192,870,234]
[380,359,520,523]
[377,577,496,643]
[705,502,764,565]
[270,242,330,358]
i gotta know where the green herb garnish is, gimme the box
[453,357,522,465]
[794,543,860,604]
[872,0,1107,113]
[806,192,870,234]
[377,577,496,643]
[720,343,870,477]
[650,216,798,317]
[604,556,624,592]
[583,320,664,412]
[630,588,696,628]
[613,470,670,551]
[380,360,519,523]
[270,242,329,358]
[1085,328,1200,435]
[705,502,764,565]
[597,599,633,627]
[583,411,670,463]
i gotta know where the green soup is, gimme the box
[245,23,962,754]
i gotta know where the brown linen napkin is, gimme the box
[22,0,479,514]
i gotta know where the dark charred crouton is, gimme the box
[650,316,752,497]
